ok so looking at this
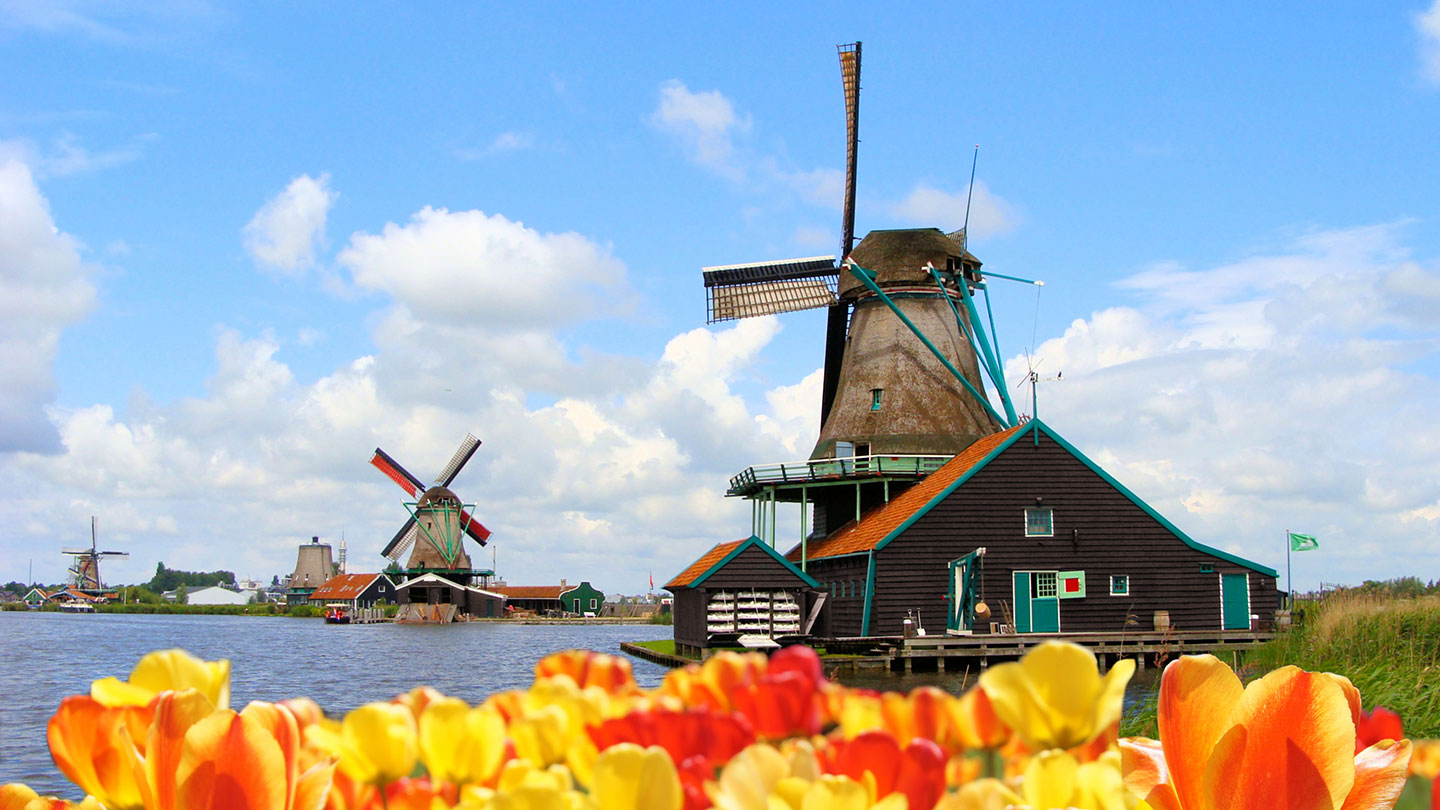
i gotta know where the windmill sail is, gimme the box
[703,257,838,322]
[433,434,480,487]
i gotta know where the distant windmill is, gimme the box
[700,43,1039,540]
[61,517,128,591]
[370,434,491,572]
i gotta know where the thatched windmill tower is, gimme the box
[700,43,1028,549]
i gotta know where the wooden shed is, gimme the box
[666,535,821,657]
[788,420,1278,638]
[307,573,397,609]
[395,573,505,618]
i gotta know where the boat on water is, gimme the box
[323,604,351,624]
[59,602,96,613]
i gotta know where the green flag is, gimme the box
[1289,532,1319,552]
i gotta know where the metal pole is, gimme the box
[1286,530,1292,607]
[801,487,809,573]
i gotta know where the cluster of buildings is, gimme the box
[664,228,1278,655]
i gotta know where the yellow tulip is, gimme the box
[90,649,230,711]
[0,783,104,810]
[977,640,1133,751]
[335,703,418,784]
[797,775,906,810]
[707,743,792,810]
[510,705,571,768]
[934,778,1024,810]
[418,697,507,786]
[590,744,682,810]
[1019,749,1125,810]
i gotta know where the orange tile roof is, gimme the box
[665,539,746,589]
[308,573,385,601]
[788,425,1026,562]
[493,585,566,599]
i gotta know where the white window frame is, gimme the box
[1024,507,1054,537]
[1110,574,1130,596]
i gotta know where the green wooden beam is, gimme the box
[846,261,1008,426]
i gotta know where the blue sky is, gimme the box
[3,2,1440,593]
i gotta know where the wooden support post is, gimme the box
[1136,653,1146,672]
[800,487,808,572]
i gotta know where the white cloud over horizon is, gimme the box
[243,173,336,273]
[1418,0,1440,85]
[0,159,97,453]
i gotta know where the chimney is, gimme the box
[560,578,567,589]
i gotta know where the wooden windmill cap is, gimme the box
[839,228,982,299]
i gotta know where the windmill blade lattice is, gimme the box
[372,435,492,568]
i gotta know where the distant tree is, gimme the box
[175,584,188,605]
[2,581,26,596]
[148,562,236,593]
[271,575,280,587]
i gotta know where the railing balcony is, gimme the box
[727,453,953,497]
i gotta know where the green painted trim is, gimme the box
[688,536,821,589]
[872,428,1030,554]
[860,551,877,636]
[869,420,1278,578]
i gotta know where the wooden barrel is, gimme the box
[1153,610,1171,632]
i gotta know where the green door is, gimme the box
[1013,572,1031,633]
[1013,571,1059,633]
[1031,571,1060,633]
[1222,574,1250,630]
[948,550,982,632]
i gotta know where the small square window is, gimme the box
[870,389,883,411]
[1024,507,1054,537]
[590,598,598,609]
[1200,563,1215,573]
[1110,575,1129,596]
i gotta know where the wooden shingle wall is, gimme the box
[869,432,1277,637]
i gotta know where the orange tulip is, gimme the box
[46,696,153,810]
[1121,655,1411,810]
[823,729,947,810]
[949,687,1008,751]
[535,650,638,696]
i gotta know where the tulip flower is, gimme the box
[948,687,1008,751]
[418,697,508,786]
[1120,654,1411,810]
[977,640,1133,751]
[379,778,458,810]
[90,649,230,711]
[46,696,152,810]
[933,778,1023,810]
[316,703,418,786]
[1356,706,1403,754]
[535,651,638,696]
[824,730,946,810]
[0,784,103,810]
[590,744,683,810]
[1410,740,1440,779]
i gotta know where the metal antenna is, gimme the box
[961,145,979,255]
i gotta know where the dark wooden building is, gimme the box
[666,535,821,656]
[786,420,1277,638]
[395,573,506,618]
[307,573,397,609]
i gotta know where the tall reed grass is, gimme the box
[1245,592,1440,737]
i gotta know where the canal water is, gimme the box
[0,611,1157,797]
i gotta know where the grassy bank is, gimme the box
[1246,592,1440,737]
[1122,592,1440,738]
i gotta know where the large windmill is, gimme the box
[702,43,1034,550]
[370,434,492,578]
[61,517,128,592]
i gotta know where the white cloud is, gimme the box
[0,159,97,452]
[243,173,336,273]
[338,206,629,329]
[456,131,536,161]
[651,80,751,180]
[1418,0,1440,84]
[1012,221,1440,587]
[888,181,1019,240]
